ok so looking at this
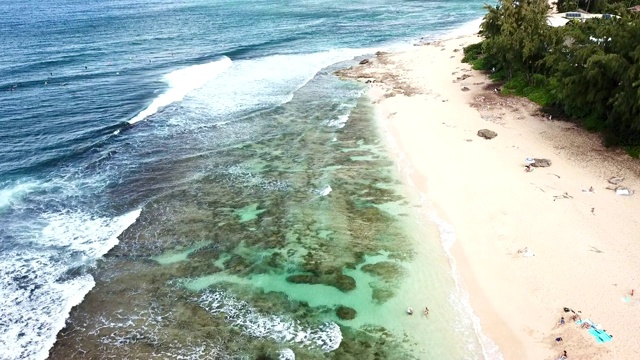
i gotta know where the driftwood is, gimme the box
[553,192,573,201]
[607,176,624,185]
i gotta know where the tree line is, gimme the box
[464,0,640,154]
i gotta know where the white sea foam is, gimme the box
[429,211,504,360]
[279,348,296,360]
[318,185,332,196]
[127,57,233,125]
[172,48,378,127]
[0,181,39,211]
[326,113,350,128]
[227,165,290,191]
[198,289,342,352]
[0,209,141,360]
[40,209,142,260]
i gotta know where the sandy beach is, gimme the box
[339,35,640,360]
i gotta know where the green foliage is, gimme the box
[478,0,640,148]
[557,0,579,12]
[462,42,483,63]
[471,57,493,71]
[462,41,494,71]
[583,114,607,132]
[502,74,558,107]
[626,146,640,158]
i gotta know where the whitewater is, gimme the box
[0,0,489,358]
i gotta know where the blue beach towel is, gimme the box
[588,328,613,343]
[576,319,613,343]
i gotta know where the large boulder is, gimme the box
[532,158,552,167]
[477,129,497,140]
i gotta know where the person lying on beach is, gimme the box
[581,322,592,329]
[525,165,533,172]
[570,314,580,322]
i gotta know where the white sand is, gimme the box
[339,35,640,359]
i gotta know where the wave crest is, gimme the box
[127,57,233,125]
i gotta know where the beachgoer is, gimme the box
[581,322,591,329]
[562,350,567,359]
[632,289,635,296]
[525,165,532,172]
[424,307,429,317]
[407,307,414,315]
[560,317,565,325]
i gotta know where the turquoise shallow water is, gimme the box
[48,71,496,359]
[0,1,493,359]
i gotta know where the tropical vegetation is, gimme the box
[463,0,640,154]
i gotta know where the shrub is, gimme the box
[626,145,640,158]
[462,42,484,63]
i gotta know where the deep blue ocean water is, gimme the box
[0,1,488,358]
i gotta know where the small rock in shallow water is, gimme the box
[336,306,357,320]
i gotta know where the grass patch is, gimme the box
[583,114,606,132]
[502,74,557,107]
[462,42,483,63]
[462,41,493,71]
[626,145,640,158]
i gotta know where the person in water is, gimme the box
[423,307,429,317]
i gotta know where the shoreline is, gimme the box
[339,34,640,359]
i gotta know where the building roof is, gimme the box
[547,15,570,27]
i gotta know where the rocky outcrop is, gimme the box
[531,158,552,167]
[286,273,356,292]
[477,129,497,139]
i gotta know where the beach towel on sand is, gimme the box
[576,320,613,343]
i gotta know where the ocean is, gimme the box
[0,0,496,359]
